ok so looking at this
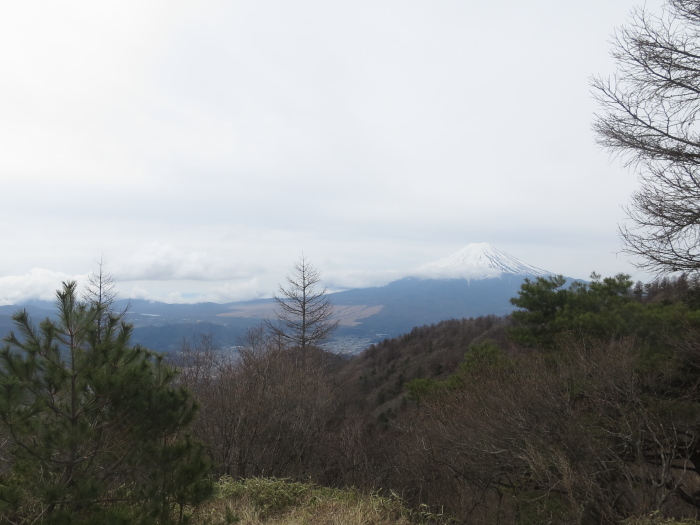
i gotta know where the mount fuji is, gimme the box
[412,242,551,280]
[324,243,562,346]
[0,244,567,353]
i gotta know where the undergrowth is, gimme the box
[189,476,428,525]
[624,516,700,525]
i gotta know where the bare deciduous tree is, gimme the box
[174,329,336,480]
[267,256,338,352]
[82,257,128,342]
[592,0,700,274]
[397,335,700,523]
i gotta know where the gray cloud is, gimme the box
[0,0,659,304]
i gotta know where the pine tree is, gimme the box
[0,281,212,524]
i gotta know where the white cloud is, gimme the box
[206,278,265,303]
[0,269,85,306]
[125,286,195,305]
[411,266,503,281]
[325,270,405,290]
[113,243,247,281]
[120,276,266,304]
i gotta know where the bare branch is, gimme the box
[593,1,700,275]
[266,255,338,352]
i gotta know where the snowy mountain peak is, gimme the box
[414,242,551,280]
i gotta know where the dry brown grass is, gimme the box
[189,477,422,525]
[624,517,700,525]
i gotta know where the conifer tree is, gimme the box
[0,281,212,524]
[267,256,338,352]
[82,257,126,344]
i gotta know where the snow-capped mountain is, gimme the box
[414,242,551,280]
[2,243,559,353]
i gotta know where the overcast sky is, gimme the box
[0,0,665,305]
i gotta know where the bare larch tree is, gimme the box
[592,0,700,274]
[267,255,338,351]
[82,257,127,343]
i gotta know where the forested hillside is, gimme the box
[2,268,700,523]
[3,0,700,521]
[137,270,700,524]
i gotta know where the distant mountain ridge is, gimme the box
[0,243,569,353]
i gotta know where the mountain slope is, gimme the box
[331,275,529,340]
[323,243,565,348]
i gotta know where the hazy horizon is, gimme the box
[0,0,661,304]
